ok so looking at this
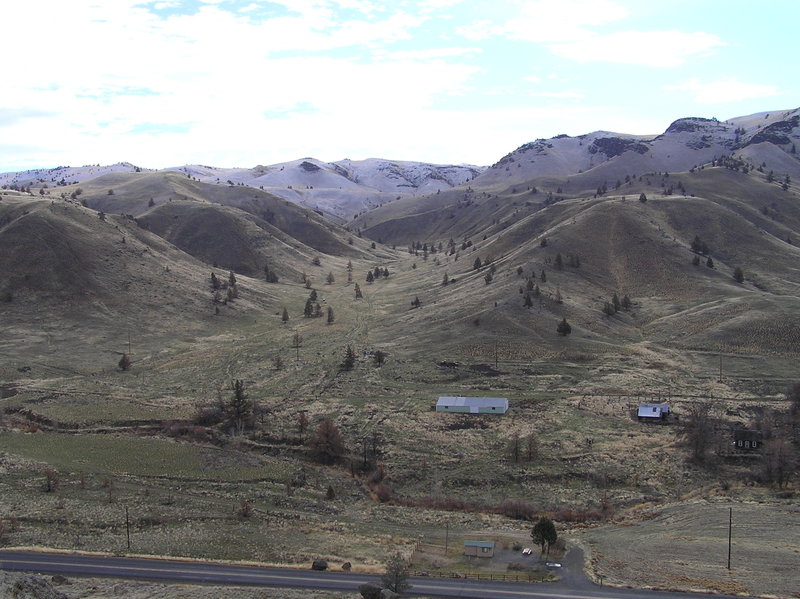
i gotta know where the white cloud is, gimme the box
[459,0,628,43]
[665,78,779,104]
[528,90,585,99]
[383,47,482,60]
[550,30,724,67]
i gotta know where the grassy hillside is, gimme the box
[1,164,798,598]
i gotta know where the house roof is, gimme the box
[734,429,763,441]
[437,396,508,408]
[464,541,495,548]
[637,403,670,417]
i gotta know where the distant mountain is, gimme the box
[0,159,482,222]
[475,108,800,188]
[162,158,483,221]
[355,108,800,244]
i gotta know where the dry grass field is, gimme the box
[576,490,800,598]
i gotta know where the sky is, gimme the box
[1,0,798,171]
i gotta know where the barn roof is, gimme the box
[464,540,495,548]
[437,396,508,408]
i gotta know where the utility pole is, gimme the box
[727,507,732,570]
[444,521,449,554]
[292,329,302,362]
[125,505,131,551]
[718,355,723,383]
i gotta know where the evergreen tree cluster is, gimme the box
[210,271,239,306]
[366,266,389,283]
[303,289,323,318]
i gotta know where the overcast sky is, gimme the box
[2,0,797,171]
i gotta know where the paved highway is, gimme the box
[0,550,749,599]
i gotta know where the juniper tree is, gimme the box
[524,293,533,308]
[531,516,557,555]
[381,553,411,594]
[309,418,346,465]
[264,264,279,283]
[556,318,571,336]
[228,379,253,436]
[341,345,356,370]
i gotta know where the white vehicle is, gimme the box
[522,548,532,555]
[545,562,562,569]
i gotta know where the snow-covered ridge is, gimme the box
[0,157,483,221]
[477,108,800,186]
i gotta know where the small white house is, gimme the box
[637,402,670,421]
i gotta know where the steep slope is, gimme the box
[351,164,800,359]
[0,196,286,368]
[72,172,375,277]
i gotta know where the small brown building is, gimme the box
[464,540,495,558]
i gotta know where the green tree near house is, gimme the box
[531,516,558,555]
